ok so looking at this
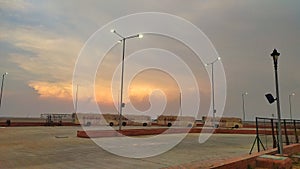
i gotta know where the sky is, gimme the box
[0,0,300,120]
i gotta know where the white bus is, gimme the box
[73,113,151,127]
[74,113,122,126]
[202,116,243,128]
[125,115,152,126]
[157,115,195,127]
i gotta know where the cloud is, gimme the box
[0,0,31,11]
[1,26,83,98]
[29,81,72,99]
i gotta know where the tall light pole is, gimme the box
[205,57,221,128]
[289,93,295,120]
[111,29,143,131]
[270,48,283,155]
[74,84,79,113]
[0,72,8,110]
[242,92,248,122]
[179,92,182,116]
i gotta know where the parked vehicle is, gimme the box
[202,116,243,128]
[157,115,195,127]
[73,113,151,127]
[125,115,152,126]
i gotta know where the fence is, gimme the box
[250,117,300,154]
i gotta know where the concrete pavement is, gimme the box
[0,126,256,169]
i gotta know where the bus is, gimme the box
[202,116,243,128]
[74,113,122,126]
[73,113,151,127]
[125,115,151,126]
[157,115,195,127]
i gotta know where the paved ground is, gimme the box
[0,126,256,169]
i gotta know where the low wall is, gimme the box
[77,128,192,138]
[77,127,262,138]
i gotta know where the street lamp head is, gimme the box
[205,57,220,66]
[265,93,276,104]
[245,92,248,95]
[271,48,280,61]
[110,29,115,33]
[4,72,8,75]
[138,34,143,38]
[291,93,295,96]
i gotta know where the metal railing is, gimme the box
[250,117,300,154]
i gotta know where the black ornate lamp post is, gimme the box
[270,48,283,155]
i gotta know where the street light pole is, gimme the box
[270,48,283,155]
[179,92,182,116]
[0,72,8,110]
[205,57,221,128]
[289,93,295,120]
[242,92,248,122]
[75,84,79,113]
[111,29,143,131]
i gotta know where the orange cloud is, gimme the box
[129,85,153,98]
[95,87,114,104]
[29,81,72,99]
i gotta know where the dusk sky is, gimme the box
[0,0,300,120]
